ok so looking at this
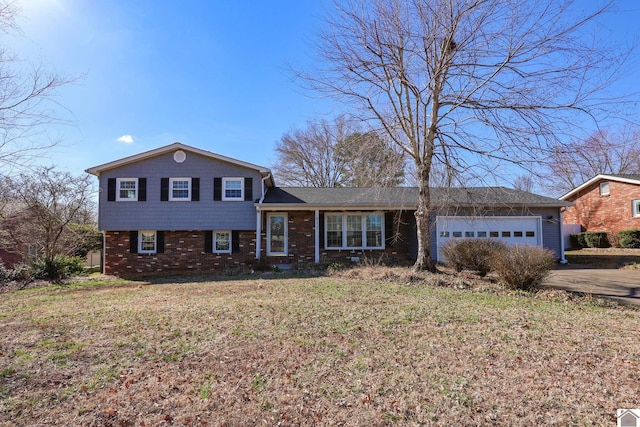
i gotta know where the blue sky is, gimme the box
[10,0,640,181]
[14,0,335,176]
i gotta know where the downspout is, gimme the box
[102,231,106,274]
[314,209,320,263]
[255,173,271,260]
[559,207,568,264]
[259,173,271,204]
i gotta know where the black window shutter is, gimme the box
[232,230,240,253]
[244,178,253,201]
[319,213,325,249]
[204,230,212,253]
[157,231,165,253]
[385,212,394,247]
[191,178,200,201]
[107,178,116,201]
[161,178,169,201]
[138,178,147,201]
[213,178,222,201]
[130,231,138,253]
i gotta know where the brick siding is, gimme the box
[563,180,640,233]
[105,211,415,277]
[262,210,413,268]
[105,230,256,278]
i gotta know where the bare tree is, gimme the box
[0,1,72,171]
[273,115,405,187]
[544,128,640,196]
[335,131,405,187]
[0,166,96,263]
[301,0,631,271]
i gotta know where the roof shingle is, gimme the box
[261,186,569,208]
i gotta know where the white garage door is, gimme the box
[436,216,543,261]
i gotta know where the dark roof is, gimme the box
[261,186,569,209]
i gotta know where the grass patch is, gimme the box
[0,272,637,425]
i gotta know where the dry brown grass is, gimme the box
[1,271,639,426]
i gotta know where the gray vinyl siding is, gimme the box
[97,150,262,231]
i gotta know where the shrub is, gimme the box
[32,255,85,283]
[584,231,609,248]
[607,232,621,248]
[569,232,587,249]
[618,229,640,248]
[489,245,555,291]
[441,239,507,276]
[0,263,35,289]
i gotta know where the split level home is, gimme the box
[560,174,640,234]
[86,143,570,278]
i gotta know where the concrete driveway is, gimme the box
[544,265,640,305]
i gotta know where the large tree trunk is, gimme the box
[413,164,436,272]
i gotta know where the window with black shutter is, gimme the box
[160,178,169,201]
[129,231,138,253]
[213,178,222,201]
[138,178,147,201]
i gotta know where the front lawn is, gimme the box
[0,274,638,425]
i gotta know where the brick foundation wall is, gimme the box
[262,210,413,268]
[105,230,256,278]
[563,180,640,233]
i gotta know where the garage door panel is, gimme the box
[436,216,542,261]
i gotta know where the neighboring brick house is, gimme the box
[0,202,37,267]
[0,201,77,268]
[87,142,570,278]
[560,174,640,234]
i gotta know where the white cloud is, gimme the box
[117,134,134,144]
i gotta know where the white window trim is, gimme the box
[169,177,191,201]
[267,213,288,256]
[138,230,157,254]
[633,199,640,217]
[222,177,244,201]
[599,181,610,196]
[213,230,232,254]
[324,212,385,250]
[116,178,138,201]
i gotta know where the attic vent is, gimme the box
[173,150,186,163]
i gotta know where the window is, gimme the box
[514,231,523,237]
[633,199,640,217]
[502,231,511,237]
[465,231,474,237]
[326,215,343,248]
[526,231,535,237]
[366,215,383,247]
[452,231,462,238]
[440,231,450,238]
[489,231,499,237]
[169,178,191,201]
[139,231,157,253]
[599,181,610,196]
[325,213,384,249]
[116,178,138,201]
[346,215,363,247]
[223,178,244,201]
[213,231,231,253]
[267,214,287,255]
[25,243,38,261]
[477,231,487,238]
